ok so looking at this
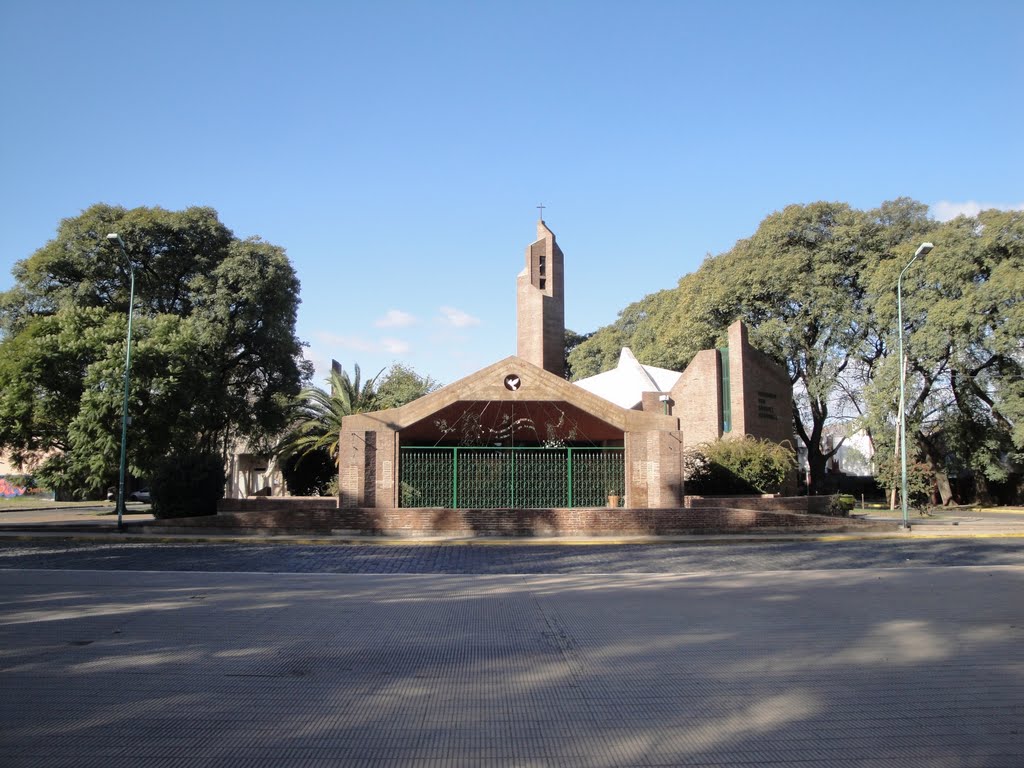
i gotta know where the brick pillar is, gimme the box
[338,427,397,508]
[338,430,366,509]
[625,430,684,508]
[727,320,750,438]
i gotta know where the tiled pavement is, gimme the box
[3,538,1024,574]
[2,565,1022,767]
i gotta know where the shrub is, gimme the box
[150,450,225,519]
[825,494,856,517]
[685,436,795,495]
[400,481,424,508]
[875,457,933,510]
[324,475,339,497]
[282,447,336,496]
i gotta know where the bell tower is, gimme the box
[516,217,565,376]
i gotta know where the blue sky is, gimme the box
[2,1,1021,386]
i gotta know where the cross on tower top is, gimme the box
[537,203,545,221]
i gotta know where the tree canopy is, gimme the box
[568,199,1023,501]
[0,204,310,497]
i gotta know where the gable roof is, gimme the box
[343,355,676,434]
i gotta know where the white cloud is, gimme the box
[931,200,1024,222]
[439,306,481,328]
[314,330,411,357]
[374,309,418,328]
[315,331,375,351]
[381,337,410,354]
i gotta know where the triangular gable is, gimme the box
[343,355,676,434]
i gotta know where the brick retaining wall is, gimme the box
[146,497,895,536]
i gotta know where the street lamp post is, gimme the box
[106,233,135,531]
[897,241,934,530]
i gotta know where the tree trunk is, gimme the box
[934,471,953,505]
[974,475,995,505]
[793,398,831,496]
[806,448,829,496]
[920,439,954,505]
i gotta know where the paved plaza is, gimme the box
[1,543,1022,766]
[4,537,1024,573]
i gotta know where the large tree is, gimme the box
[863,208,1024,503]
[0,204,310,497]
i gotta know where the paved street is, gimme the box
[2,537,1024,574]
[2,564,1022,767]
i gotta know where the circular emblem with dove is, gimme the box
[504,374,522,391]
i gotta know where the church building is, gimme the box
[338,218,793,510]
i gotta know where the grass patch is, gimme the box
[0,498,110,510]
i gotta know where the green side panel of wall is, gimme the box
[718,347,731,433]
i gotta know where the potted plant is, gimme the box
[607,489,621,508]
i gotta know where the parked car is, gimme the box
[128,487,151,503]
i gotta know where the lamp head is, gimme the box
[106,233,125,249]
[915,242,934,258]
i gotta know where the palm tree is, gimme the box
[277,363,382,463]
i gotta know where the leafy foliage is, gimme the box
[684,437,795,495]
[281,447,336,497]
[563,328,594,380]
[373,363,440,411]
[0,204,310,495]
[569,199,1023,503]
[824,494,856,517]
[874,456,935,510]
[862,208,1024,502]
[277,362,440,493]
[276,364,383,464]
[150,450,225,519]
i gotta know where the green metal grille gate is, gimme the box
[399,447,624,509]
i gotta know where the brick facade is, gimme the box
[340,356,680,510]
[668,321,793,451]
[669,349,721,446]
[727,321,794,446]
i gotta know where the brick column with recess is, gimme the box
[338,426,397,508]
[516,219,565,377]
[625,429,684,508]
